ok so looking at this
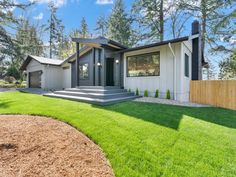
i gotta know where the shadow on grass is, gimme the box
[0,100,14,108]
[93,101,236,130]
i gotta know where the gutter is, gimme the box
[168,43,177,100]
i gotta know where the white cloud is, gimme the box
[96,0,113,5]
[33,12,44,20]
[30,0,67,8]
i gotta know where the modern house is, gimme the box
[21,21,206,105]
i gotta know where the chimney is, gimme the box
[192,20,200,35]
[191,20,202,80]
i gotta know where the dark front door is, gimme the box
[106,58,114,86]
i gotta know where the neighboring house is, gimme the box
[21,21,207,103]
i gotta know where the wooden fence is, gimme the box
[190,80,236,110]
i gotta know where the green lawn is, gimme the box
[0,92,236,177]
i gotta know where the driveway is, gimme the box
[17,88,52,95]
[0,88,16,92]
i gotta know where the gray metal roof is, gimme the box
[21,55,64,70]
[119,36,189,53]
[28,55,64,65]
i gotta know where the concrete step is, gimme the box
[44,93,139,106]
[76,86,121,90]
[65,88,127,94]
[54,90,135,99]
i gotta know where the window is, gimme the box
[127,52,160,77]
[185,54,189,77]
[79,63,89,80]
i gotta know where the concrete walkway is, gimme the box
[0,88,16,92]
[134,97,210,107]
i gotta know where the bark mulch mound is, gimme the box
[0,115,114,177]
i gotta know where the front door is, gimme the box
[106,58,114,86]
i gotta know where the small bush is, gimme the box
[135,88,139,96]
[166,89,171,99]
[128,88,131,93]
[155,89,159,98]
[2,83,15,88]
[6,65,21,80]
[144,90,148,97]
[4,76,16,84]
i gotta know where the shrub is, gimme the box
[4,76,16,84]
[166,89,171,99]
[6,65,21,80]
[144,90,148,97]
[128,88,131,93]
[0,79,5,84]
[155,89,159,98]
[135,88,139,96]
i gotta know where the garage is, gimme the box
[21,55,65,90]
[29,71,42,88]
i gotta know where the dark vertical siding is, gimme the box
[79,50,94,86]
[71,61,76,88]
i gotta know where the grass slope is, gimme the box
[0,92,236,177]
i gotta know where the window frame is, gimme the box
[79,62,89,80]
[126,51,160,77]
[184,53,189,78]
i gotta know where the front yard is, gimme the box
[0,92,236,177]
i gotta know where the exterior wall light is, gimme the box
[97,62,102,67]
[115,59,119,64]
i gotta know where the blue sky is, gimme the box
[15,0,134,35]
[14,0,234,76]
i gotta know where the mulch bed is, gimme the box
[0,115,114,177]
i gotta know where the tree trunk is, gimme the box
[49,13,52,59]
[201,0,206,55]
[159,0,164,41]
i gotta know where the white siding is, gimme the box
[44,65,63,90]
[179,40,192,102]
[123,42,189,101]
[26,59,72,90]
[62,64,71,89]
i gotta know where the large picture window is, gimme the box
[127,52,160,77]
[79,63,89,80]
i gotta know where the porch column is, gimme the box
[76,42,80,86]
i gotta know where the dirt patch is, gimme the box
[0,115,114,177]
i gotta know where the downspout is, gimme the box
[168,43,177,100]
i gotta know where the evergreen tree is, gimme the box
[15,18,44,58]
[0,0,32,62]
[168,5,191,39]
[179,0,235,54]
[219,50,236,79]
[80,17,89,38]
[202,58,216,80]
[58,29,80,58]
[132,0,165,42]
[95,15,108,37]
[69,29,80,53]
[45,2,64,58]
[108,0,132,46]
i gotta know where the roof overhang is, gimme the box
[72,37,127,50]
[62,46,93,64]
[118,36,189,54]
